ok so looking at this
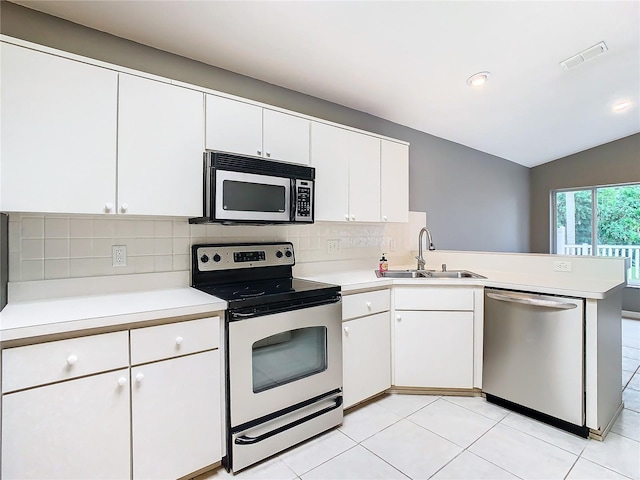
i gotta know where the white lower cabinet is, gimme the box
[2,369,131,479]
[1,316,223,480]
[343,312,391,408]
[132,350,221,479]
[394,311,474,388]
[130,316,221,479]
[393,287,477,389]
[342,290,391,408]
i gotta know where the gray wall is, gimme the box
[530,133,640,311]
[0,2,530,253]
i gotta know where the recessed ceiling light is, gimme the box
[612,100,631,111]
[466,72,491,87]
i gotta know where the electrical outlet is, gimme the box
[327,239,340,254]
[112,245,127,267]
[389,238,397,252]
[553,260,572,272]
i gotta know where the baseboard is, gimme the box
[388,386,482,397]
[589,401,624,441]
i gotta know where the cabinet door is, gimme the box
[205,95,262,156]
[343,312,391,408]
[394,311,474,388]
[263,109,310,165]
[348,133,381,222]
[132,350,221,479]
[118,74,204,216]
[2,369,130,479]
[380,140,409,222]
[310,122,351,221]
[0,43,117,214]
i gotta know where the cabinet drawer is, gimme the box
[394,287,474,311]
[2,331,129,393]
[342,289,390,320]
[130,316,219,365]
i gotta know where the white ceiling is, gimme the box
[11,0,640,167]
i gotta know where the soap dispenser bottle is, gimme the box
[379,253,388,273]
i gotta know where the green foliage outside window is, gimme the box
[556,185,640,246]
[597,186,640,245]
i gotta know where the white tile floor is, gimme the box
[202,318,640,480]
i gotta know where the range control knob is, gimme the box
[276,251,283,258]
[285,250,293,258]
[213,254,221,262]
[200,254,209,263]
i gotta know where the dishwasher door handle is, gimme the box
[486,292,577,310]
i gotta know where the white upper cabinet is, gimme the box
[380,140,409,222]
[118,74,204,217]
[0,42,118,214]
[205,95,310,165]
[205,95,262,157]
[263,109,310,165]
[311,122,380,222]
[0,40,407,219]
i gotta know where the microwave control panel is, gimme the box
[295,179,313,222]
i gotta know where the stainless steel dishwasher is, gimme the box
[483,288,588,437]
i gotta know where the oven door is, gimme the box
[227,299,342,472]
[214,169,292,222]
[228,300,342,427]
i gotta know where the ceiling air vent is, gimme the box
[560,41,608,70]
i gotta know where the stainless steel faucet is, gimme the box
[415,227,435,270]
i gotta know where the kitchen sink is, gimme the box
[375,269,486,279]
[375,270,431,278]
[427,270,486,279]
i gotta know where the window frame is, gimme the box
[551,181,640,285]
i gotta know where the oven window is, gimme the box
[252,327,327,393]
[223,180,286,212]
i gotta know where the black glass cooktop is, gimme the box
[195,277,340,309]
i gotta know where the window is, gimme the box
[553,183,640,285]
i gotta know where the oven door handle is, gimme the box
[234,396,343,446]
[233,311,257,318]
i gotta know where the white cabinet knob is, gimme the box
[135,373,144,383]
[257,149,262,155]
[67,354,78,366]
[175,336,184,346]
[396,315,402,321]
[120,203,129,213]
[366,301,372,308]
[383,215,388,221]
[117,377,127,387]
[266,151,271,157]
[344,214,349,220]
[105,202,114,213]
[350,215,356,221]
[343,326,350,333]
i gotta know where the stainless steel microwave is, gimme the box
[190,151,315,225]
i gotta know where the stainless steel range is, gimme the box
[191,242,343,473]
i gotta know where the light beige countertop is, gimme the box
[298,265,626,299]
[0,286,226,343]
[1,251,627,343]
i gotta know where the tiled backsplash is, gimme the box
[7,214,420,282]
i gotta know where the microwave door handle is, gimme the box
[291,179,297,220]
